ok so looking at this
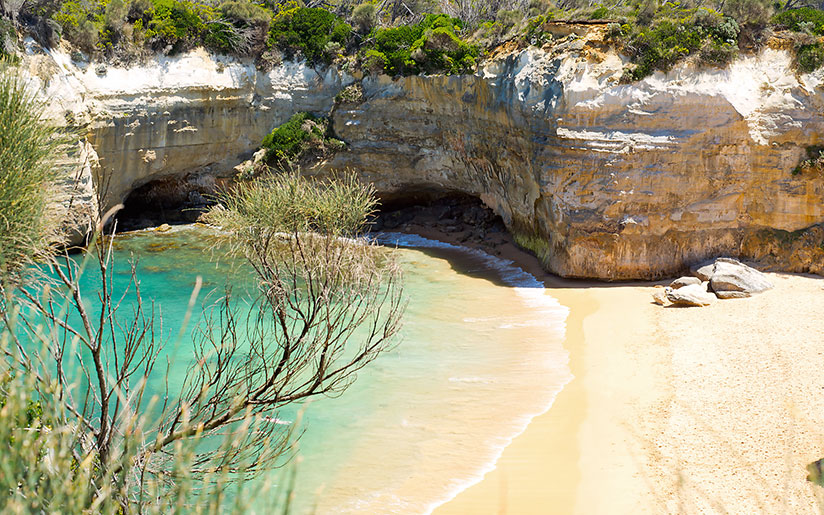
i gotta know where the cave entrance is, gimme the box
[116,174,219,232]
[117,179,508,250]
[374,190,507,247]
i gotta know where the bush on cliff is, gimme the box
[261,112,345,170]
[362,13,479,75]
[772,7,824,35]
[267,4,351,64]
[204,0,271,56]
[619,5,740,81]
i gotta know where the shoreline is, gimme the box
[378,232,574,515]
[392,218,824,514]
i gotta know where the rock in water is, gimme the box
[666,284,716,307]
[710,258,773,295]
[670,276,702,289]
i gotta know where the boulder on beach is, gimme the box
[690,262,715,282]
[665,284,716,307]
[709,258,773,295]
[652,289,669,306]
[670,276,701,289]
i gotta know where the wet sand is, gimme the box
[394,216,824,514]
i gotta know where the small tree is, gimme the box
[2,170,404,510]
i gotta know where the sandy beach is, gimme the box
[391,210,824,514]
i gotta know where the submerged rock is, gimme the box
[710,258,774,295]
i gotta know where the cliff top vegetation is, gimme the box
[1,0,823,79]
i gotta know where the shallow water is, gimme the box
[97,226,571,513]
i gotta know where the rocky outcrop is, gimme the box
[21,28,824,279]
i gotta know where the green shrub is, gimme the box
[52,0,105,52]
[351,2,377,33]
[772,7,824,35]
[268,5,351,63]
[797,42,824,72]
[722,0,772,28]
[0,61,65,274]
[622,6,740,81]
[260,112,344,168]
[589,6,610,20]
[144,0,214,53]
[262,112,314,162]
[219,0,270,27]
[362,48,389,74]
[364,13,478,76]
[523,14,554,46]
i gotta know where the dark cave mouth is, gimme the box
[117,177,507,243]
[116,174,220,232]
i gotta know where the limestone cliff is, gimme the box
[326,44,824,279]
[23,31,824,279]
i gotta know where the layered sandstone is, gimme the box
[23,30,824,279]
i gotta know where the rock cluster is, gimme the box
[653,258,774,307]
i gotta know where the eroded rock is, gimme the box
[691,263,716,282]
[652,289,670,306]
[710,258,774,295]
[670,276,702,289]
[666,284,716,307]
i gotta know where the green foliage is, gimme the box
[262,112,315,162]
[351,2,377,33]
[52,0,105,52]
[205,173,378,238]
[143,0,215,52]
[589,5,610,20]
[722,0,773,28]
[220,0,270,27]
[260,112,344,169]
[267,5,351,63]
[797,42,824,73]
[362,48,388,74]
[0,61,64,275]
[772,7,824,35]
[364,13,479,75]
[621,6,740,81]
[523,14,554,46]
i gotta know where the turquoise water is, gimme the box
[85,226,570,513]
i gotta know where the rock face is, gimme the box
[22,46,352,210]
[666,284,717,307]
[325,45,824,280]
[22,29,824,279]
